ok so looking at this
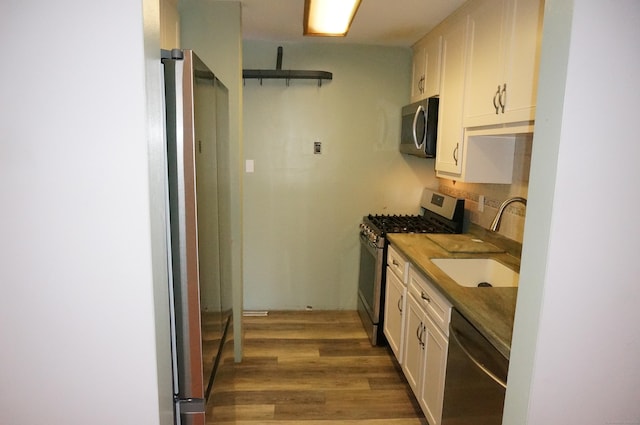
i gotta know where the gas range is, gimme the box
[360,214,448,248]
[361,210,461,240]
[364,214,443,234]
[357,188,465,346]
[360,190,465,243]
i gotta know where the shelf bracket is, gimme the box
[242,46,332,86]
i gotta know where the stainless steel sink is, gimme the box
[431,258,519,288]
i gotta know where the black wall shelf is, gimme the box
[242,46,332,87]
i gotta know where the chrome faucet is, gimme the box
[490,197,527,231]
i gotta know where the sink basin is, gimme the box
[431,258,519,288]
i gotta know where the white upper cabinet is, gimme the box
[434,0,542,183]
[410,34,443,102]
[435,15,469,176]
[411,41,428,102]
[424,35,443,99]
[436,127,520,184]
[463,0,543,128]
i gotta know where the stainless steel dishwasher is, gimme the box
[442,309,509,425]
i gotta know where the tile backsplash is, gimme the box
[438,133,532,243]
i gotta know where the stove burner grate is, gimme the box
[365,214,454,235]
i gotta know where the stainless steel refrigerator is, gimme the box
[162,49,231,425]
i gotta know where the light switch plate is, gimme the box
[245,159,254,173]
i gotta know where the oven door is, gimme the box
[357,231,384,344]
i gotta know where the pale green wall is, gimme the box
[242,41,439,310]
[180,1,244,361]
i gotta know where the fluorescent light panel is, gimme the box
[304,0,362,36]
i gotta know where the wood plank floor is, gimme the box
[206,310,427,425]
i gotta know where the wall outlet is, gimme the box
[314,141,322,154]
[478,195,485,212]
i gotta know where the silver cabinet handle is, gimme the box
[421,291,430,303]
[397,295,403,313]
[499,83,507,113]
[493,85,501,114]
[453,143,459,166]
[412,105,426,149]
[392,260,400,266]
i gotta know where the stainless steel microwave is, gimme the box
[400,97,439,158]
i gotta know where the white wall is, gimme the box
[504,0,640,423]
[0,1,167,424]
[242,41,439,310]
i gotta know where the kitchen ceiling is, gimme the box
[236,0,466,47]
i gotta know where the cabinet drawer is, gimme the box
[387,244,409,283]
[408,266,452,335]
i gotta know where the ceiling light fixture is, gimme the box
[303,0,362,37]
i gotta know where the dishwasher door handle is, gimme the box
[449,325,507,389]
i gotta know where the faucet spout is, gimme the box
[490,197,527,232]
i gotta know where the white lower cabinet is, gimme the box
[402,290,425,393]
[421,313,449,425]
[384,267,406,361]
[401,266,452,425]
[384,245,409,363]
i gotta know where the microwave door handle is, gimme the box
[412,105,425,149]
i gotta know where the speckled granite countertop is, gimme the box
[387,225,520,359]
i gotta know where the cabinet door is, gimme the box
[463,0,542,127]
[462,0,508,127]
[424,35,443,98]
[402,293,425,395]
[383,268,406,363]
[420,314,449,425]
[410,41,428,102]
[501,0,543,123]
[435,15,468,175]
